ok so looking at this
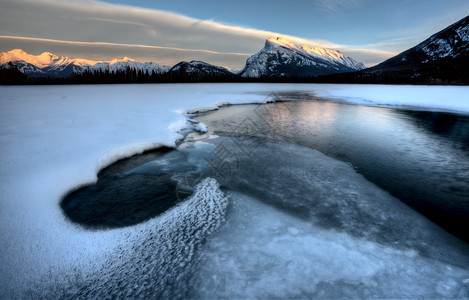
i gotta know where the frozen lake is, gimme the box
[197,98,469,243]
[62,93,469,298]
[1,83,469,298]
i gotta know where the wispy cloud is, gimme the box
[312,0,363,13]
[0,36,252,56]
[0,0,394,67]
[0,35,253,67]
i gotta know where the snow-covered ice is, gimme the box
[0,83,469,298]
[315,84,469,113]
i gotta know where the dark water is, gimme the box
[61,148,180,229]
[60,141,217,229]
[197,101,469,242]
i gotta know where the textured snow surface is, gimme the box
[38,178,228,298]
[1,83,469,298]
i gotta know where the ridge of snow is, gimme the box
[267,37,299,49]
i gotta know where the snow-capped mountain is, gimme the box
[370,15,468,70]
[0,49,170,77]
[239,37,365,78]
[168,60,235,77]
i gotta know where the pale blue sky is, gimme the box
[106,0,468,48]
[0,0,468,68]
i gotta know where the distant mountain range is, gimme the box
[0,37,365,80]
[0,49,170,78]
[1,15,468,84]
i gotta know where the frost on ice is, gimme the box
[35,178,228,299]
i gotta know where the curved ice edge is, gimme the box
[47,177,229,298]
[91,96,277,177]
[96,141,170,173]
[94,95,276,177]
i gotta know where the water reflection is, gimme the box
[197,101,469,242]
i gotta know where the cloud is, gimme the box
[312,0,363,13]
[0,0,393,67]
[0,35,251,67]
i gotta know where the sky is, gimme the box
[0,0,468,68]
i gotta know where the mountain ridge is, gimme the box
[0,49,170,77]
[4,14,466,85]
[0,37,366,79]
[239,37,365,78]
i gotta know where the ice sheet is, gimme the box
[1,83,468,298]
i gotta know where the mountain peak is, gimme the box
[240,37,365,77]
[9,49,28,55]
[38,51,59,61]
[169,60,234,77]
[109,57,137,64]
[267,37,299,49]
[0,49,57,67]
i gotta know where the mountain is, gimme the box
[370,15,468,70]
[168,60,236,79]
[239,37,365,78]
[0,49,170,78]
[325,15,469,84]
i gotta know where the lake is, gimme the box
[60,94,469,298]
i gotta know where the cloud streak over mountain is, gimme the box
[0,0,395,67]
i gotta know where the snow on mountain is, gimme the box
[92,57,170,74]
[0,49,58,67]
[221,66,241,74]
[0,49,170,77]
[301,44,365,70]
[418,16,468,62]
[239,37,365,78]
[168,60,235,77]
[371,15,469,69]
